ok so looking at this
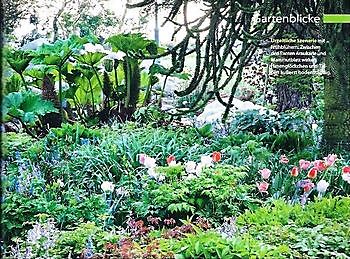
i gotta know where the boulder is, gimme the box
[21,38,50,51]
[196,97,276,125]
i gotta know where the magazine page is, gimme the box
[1,0,350,258]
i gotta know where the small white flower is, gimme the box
[185,161,197,174]
[200,155,213,167]
[57,179,64,187]
[144,157,157,169]
[158,174,166,181]
[316,180,329,193]
[101,181,115,192]
[312,123,318,131]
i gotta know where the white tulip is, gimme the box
[101,181,115,192]
[342,173,350,184]
[185,161,197,174]
[316,180,329,193]
[144,157,157,169]
[200,155,213,167]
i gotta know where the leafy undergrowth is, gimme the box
[2,123,350,258]
[11,197,348,258]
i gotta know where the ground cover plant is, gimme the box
[2,121,350,258]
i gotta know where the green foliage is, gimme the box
[2,91,58,126]
[52,222,119,258]
[237,197,350,257]
[4,74,23,94]
[106,33,159,56]
[5,48,34,75]
[133,106,170,126]
[272,75,318,94]
[34,35,88,67]
[74,51,107,66]
[2,188,107,245]
[136,165,252,221]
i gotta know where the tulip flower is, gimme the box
[256,182,269,193]
[316,180,329,194]
[280,155,289,164]
[307,167,318,179]
[259,168,271,179]
[138,153,147,165]
[299,159,311,170]
[313,160,327,171]
[342,166,350,184]
[166,155,176,165]
[144,156,157,169]
[212,151,222,162]
[324,154,337,167]
[185,161,197,174]
[342,166,350,174]
[296,179,314,193]
[291,166,299,177]
[303,182,314,193]
[200,155,213,167]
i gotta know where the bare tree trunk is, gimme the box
[53,1,68,41]
[117,0,130,33]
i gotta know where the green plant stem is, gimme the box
[92,65,103,90]
[19,73,28,90]
[142,80,152,107]
[58,66,63,117]
[125,57,131,107]
[158,74,169,107]
[87,78,95,114]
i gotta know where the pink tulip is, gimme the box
[259,168,271,179]
[313,160,327,171]
[343,166,350,174]
[307,167,318,179]
[256,182,269,193]
[138,154,147,165]
[280,155,289,164]
[299,159,311,170]
[166,155,176,165]
[324,154,337,167]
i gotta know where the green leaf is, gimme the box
[23,112,37,125]
[74,52,107,66]
[106,33,155,55]
[5,48,34,74]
